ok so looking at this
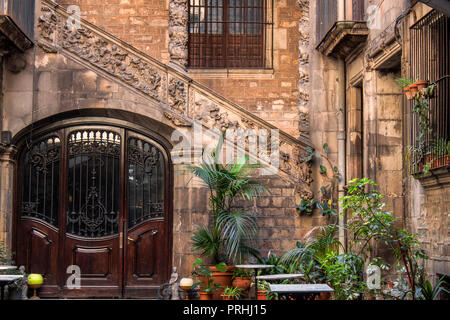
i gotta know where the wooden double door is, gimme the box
[14,124,172,298]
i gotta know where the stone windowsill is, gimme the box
[188,68,274,79]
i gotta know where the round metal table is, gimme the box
[235,264,274,300]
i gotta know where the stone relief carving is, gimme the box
[194,99,240,132]
[294,147,314,200]
[168,78,187,114]
[163,112,191,127]
[38,5,165,102]
[38,6,57,42]
[168,0,189,69]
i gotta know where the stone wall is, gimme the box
[56,0,170,63]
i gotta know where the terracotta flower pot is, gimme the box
[315,291,332,300]
[416,80,428,90]
[404,87,413,100]
[221,295,235,301]
[232,277,251,291]
[257,290,268,300]
[199,291,213,300]
[200,265,235,300]
[409,83,418,96]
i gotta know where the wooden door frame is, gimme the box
[12,116,174,298]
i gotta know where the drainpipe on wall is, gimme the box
[337,59,347,252]
[337,0,347,251]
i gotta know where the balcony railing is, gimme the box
[410,10,450,174]
[316,0,365,45]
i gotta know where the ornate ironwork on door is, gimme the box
[67,130,121,237]
[128,137,165,228]
[21,136,61,226]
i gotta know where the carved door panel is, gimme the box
[123,135,170,298]
[62,129,123,297]
[15,135,62,296]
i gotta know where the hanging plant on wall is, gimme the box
[396,78,447,176]
[296,143,338,219]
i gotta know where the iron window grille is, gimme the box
[410,10,450,174]
[188,0,273,69]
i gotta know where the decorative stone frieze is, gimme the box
[298,0,311,139]
[168,0,188,71]
[168,78,187,114]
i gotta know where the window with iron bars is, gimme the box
[188,0,273,69]
[410,10,450,174]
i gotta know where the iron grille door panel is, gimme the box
[66,129,121,238]
[21,135,61,227]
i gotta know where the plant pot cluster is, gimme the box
[418,154,450,173]
[403,80,430,100]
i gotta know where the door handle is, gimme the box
[127,237,135,243]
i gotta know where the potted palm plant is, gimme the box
[188,133,267,299]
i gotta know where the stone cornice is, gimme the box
[0,15,33,57]
[316,21,369,59]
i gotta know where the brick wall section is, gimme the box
[190,0,302,137]
[56,0,170,63]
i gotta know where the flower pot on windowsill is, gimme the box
[220,294,235,301]
[232,277,251,291]
[404,86,413,100]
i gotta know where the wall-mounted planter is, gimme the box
[416,80,429,91]
[409,83,418,96]
[404,86,413,100]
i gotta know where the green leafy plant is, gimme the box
[296,198,316,216]
[319,251,366,300]
[222,286,242,299]
[191,258,224,293]
[297,143,340,219]
[232,268,251,280]
[416,275,449,300]
[256,280,270,292]
[316,200,337,217]
[256,252,285,275]
[395,77,416,88]
[342,178,429,299]
[188,133,267,264]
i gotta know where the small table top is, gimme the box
[256,274,304,281]
[0,275,24,284]
[235,264,275,269]
[0,266,17,272]
[269,284,334,293]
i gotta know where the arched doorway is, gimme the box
[14,119,173,298]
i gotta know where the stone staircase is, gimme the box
[36,0,314,199]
